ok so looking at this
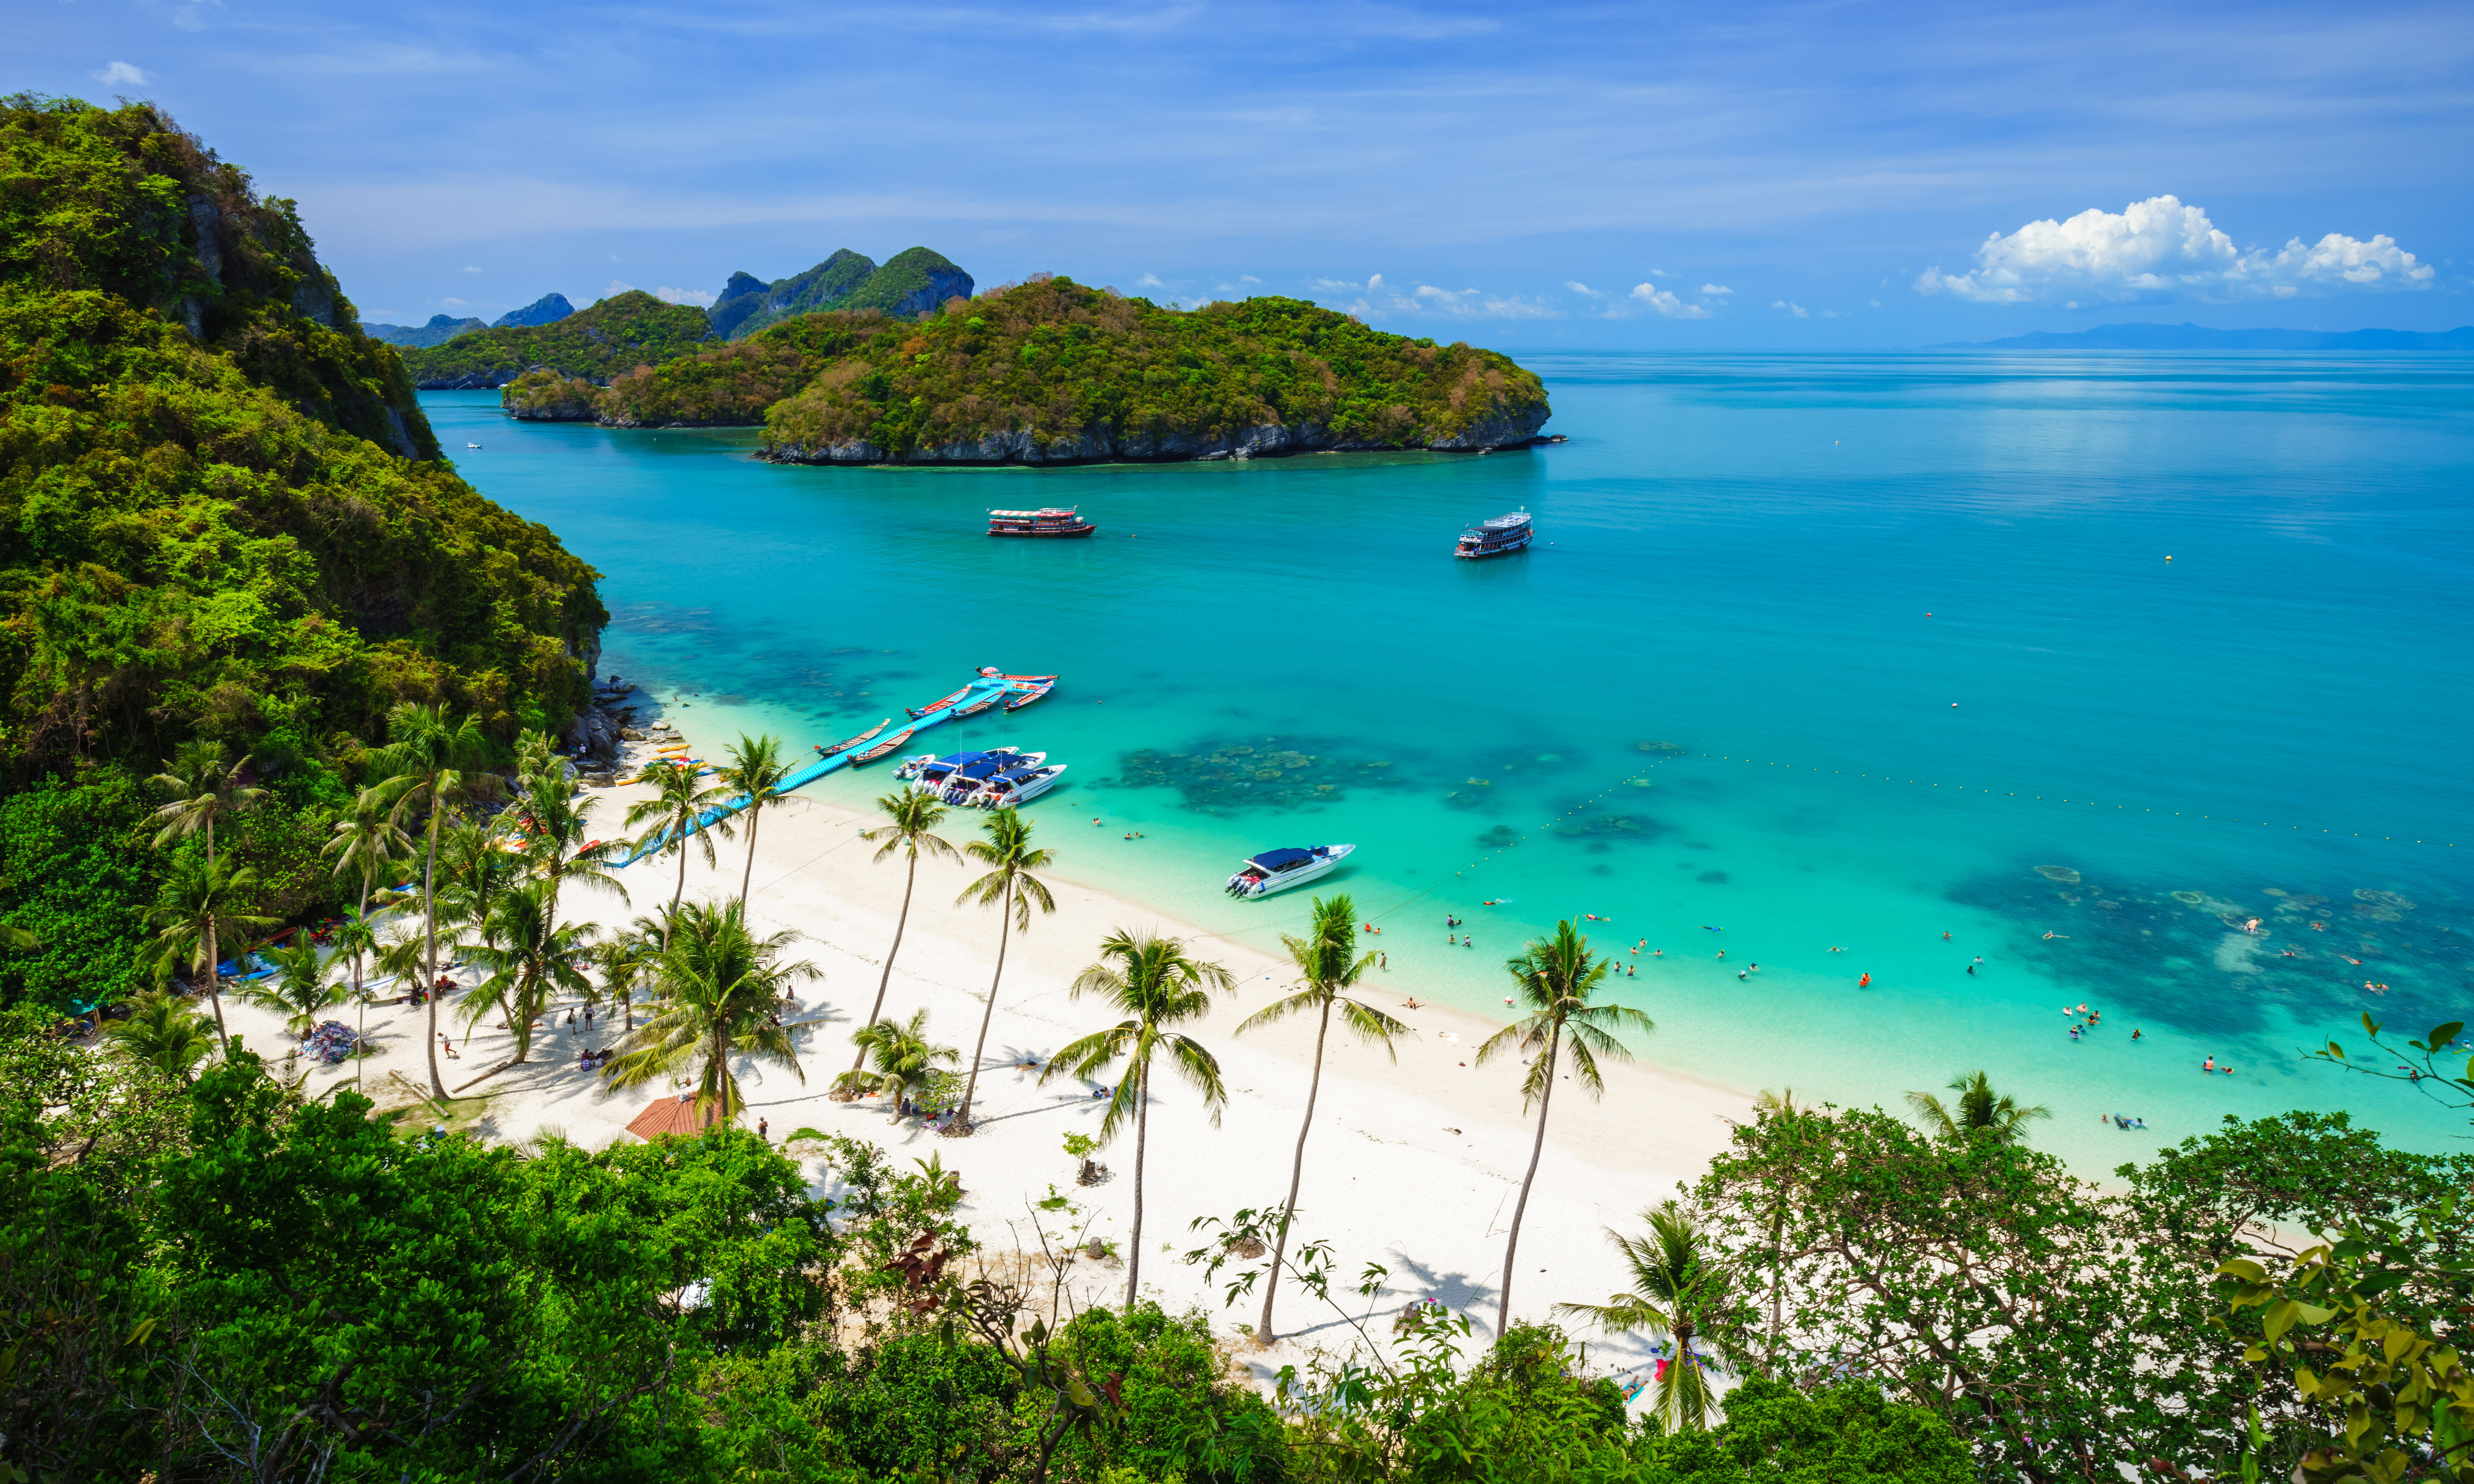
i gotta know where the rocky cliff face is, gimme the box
[764,400,1550,466]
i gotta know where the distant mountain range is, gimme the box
[364,293,575,347]
[710,248,973,339]
[1931,322,2474,351]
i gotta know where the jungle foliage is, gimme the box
[0,96,606,1006]
[397,289,717,386]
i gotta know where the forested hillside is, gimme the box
[0,95,605,1008]
[396,289,715,387]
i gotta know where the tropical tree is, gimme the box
[434,814,521,942]
[848,788,957,1074]
[1905,1070,2051,1146]
[604,899,814,1126]
[836,1009,960,1124]
[592,917,665,1035]
[1555,1200,1755,1432]
[716,732,795,905]
[510,740,627,922]
[623,758,735,937]
[242,940,349,1038]
[143,855,276,1050]
[103,990,219,1083]
[325,793,410,927]
[148,738,264,867]
[364,703,503,1100]
[458,879,599,1078]
[950,809,1056,1132]
[1040,929,1235,1306]
[1234,892,1408,1343]
[1477,919,1654,1331]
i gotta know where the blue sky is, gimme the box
[22,0,2474,345]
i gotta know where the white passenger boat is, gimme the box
[970,762,1067,807]
[1225,844,1355,899]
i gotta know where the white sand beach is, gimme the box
[223,723,1756,1378]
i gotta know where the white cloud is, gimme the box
[1565,281,1603,298]
[1772,300,1810,318]
[1641,267,1670,278]
[1367,273,1386,295]
[442,297,470,309]
[92,60,150,86]
[1239,274,1261,284]
[656,286,717,306]
[607,279,636,299]
[461,265,481,273]
[1916,195,2434,305]
[1630,283,1710,319]
[1308,277,1359,291]
[1135,272,1165,288]
[1700,284,1732,296]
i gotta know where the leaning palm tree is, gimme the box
[1904,1069,2051,1146]
[1235,893,1408,1343]
[592,917,666,1034]
[1555,1201,1754,1433]
[434,814,521,942]
[144,855,277,1051]
[1040,930,1235,1307]
[950,809,1056,1131]
[148,739,265,868]
[715,733,795,905]
[510,747,628,923]
[848,788,958,1074]
[364,703,503,1100]
[1477,919,1654,1332]
[103,991,220,1083]
[836,1008,959,1124]
[243,940,349,1038]
[325,793,410,929]
[624,758,736,935]
[604,899,815,1127]
[458,879,599,1080]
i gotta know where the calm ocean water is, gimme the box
[422,350,2474,1172]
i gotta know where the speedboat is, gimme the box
[971,762,1067,807]
[939,752,1046,804]
[1225,844,1355,899]
[895,747,1036,788]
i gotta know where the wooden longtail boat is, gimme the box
[816,718,892,758]
[852,727,917,765]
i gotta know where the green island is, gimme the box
[6,94,2466,1484]
[506,277,1553,461]
[395,288,717,389]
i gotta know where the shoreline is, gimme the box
[224,708,1754,1377]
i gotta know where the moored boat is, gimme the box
[972,762,1067,807]
[817,718,892,758]
[1225,844,1355,899]
[851,727,917,765]
[1004,677,1055,711]
[938,751,1047,804]
[988,507,1096,538]
[1455,508,1534,559]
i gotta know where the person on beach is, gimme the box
[1404,997,1420,1009]
[1379,952,1388,969]
[758,1118,769,1141]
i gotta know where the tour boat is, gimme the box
[1225,844,1355,899]
[817,718,892,758]
[987,507,1096,538]
[896,748,1040,787]
[1454,508,1534,559]
[971,762,1068,808]
[937,752,1048,804]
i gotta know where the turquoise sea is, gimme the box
[422,351,2474,1173]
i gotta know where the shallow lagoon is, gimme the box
[423,349,2474,1172]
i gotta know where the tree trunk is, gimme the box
[711,1026,730,1126]
[738,800,762,905]
[669,815,690,926]
[1498,1022,1562,1333]
[203,913,227,1049]
[1259,994,1332,1342]
[956,872,1015,1130]
[423,803,446,1101]
[354,867,371,1099]
[852,848,920,1072]
[1126,1060,1150,1309]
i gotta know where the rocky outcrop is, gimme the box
[763,400,1550,467]
[883,266,974,320]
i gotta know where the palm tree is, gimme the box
[510,746,627,922]
[104,991,219,1083]
[148,739,265,868]
[1554,1201,1753,1432]
[592,919,664,1035]
[1040,930,1235,1307]
[836,1009,959,1123]
[950,809,1056,1132]
[1477,920,1654,1333]
[325,793,409,929]
[144,855,277,1050]
[716,733,795,905]
[1904,1070,2051,1146]
[605,899,814,1127]
[243,940,348,1038]
[365,703,503,1101]
[623,759,736,937]
[1234,893,1409,1343]
[458,879,598,1078]
[1747,1086,1818,1368]
[434,814,521,941]
[331,911,382,1095]
[849,788,958,1075]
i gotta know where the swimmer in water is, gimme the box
[2131,1028,2142,1040]
[2203,1056,2215,1072]
[1858,972,1872,988]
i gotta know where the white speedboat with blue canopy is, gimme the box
[970,762,1068,808]
[896,747,1036,790]
[1225,844,1355,899]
